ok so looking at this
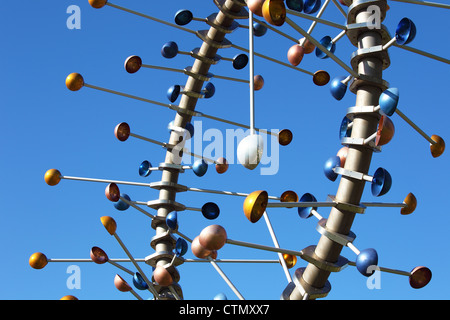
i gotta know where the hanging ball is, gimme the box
[161,41,179,59]
[376,115,395,146]
[409,266,432,289]
[29,252,48,269]
[299,38,315,54]
[247,0,265,17]
[199,225,227,251]
[303,0,322,14]
[324,156,341,181]
[201,202,220,220]
[215,157,229,174]
[253,75,265,91]
[90,246,109,264]
[297,193,317,219]
[316,36,336,59]
[61,295,78,300]
[237,134,264,170]
[105,183,120,202]
[175,238,189,257]
[430,135,445,158]
[278,129,293,146]
[192,159,208,177]
[286,0,304,12]
[44,169,61,186]
[166,211,178,231]
[243,190,269,223]
[100,216,117,235]
[114,274,132,292]
[336,146,349,168]
[287,44,305,66]
[174,9,193,26]
[114,194,131,211]
[153,265,173,287]
[124,55,142,74]
[214,293,228,300]
[395,17,417,46]
[65,73,84,91]
[114,122,131,142]
[401,192,417,215]
[133,272,148,290]
[379,87,399,116]
[330,76,348,101]
[356,248,378,277]
[280,190,299,205]
[89,0,108,9]
[313,70,330,86]
[283,254,297,269]
[253,22,268,37]
[371,167,392,197]
[191,236,214,259]
[232,53,249,70]
[262,0,286,26]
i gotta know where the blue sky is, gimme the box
[1,0,449,300]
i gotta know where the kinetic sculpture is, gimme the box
[30,0,448,300]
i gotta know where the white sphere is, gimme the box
[237,134,264,170]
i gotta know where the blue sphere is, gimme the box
[133,272,148,290]
[324,156,340,181]
[192,159,208,177]
[161,41,179,59]
[214,293,228,300]
[316,36,336,59]
[286,0,303,12]
[339,116,352,140]
[174,9,193,26]
[395,17,416,45]
[379,88,399,117]
[114,194,131,211]
[253,22,267,37]
[356,248,378,277]
[232,54,249,70]
[298,193,317,219]
[330,76,348,101]
[166,211,178,230]
[185,122,195,139]
[304,0,322,14]
[167,85,181,103]
[175,238,188,257]
[371,167,392,197]
[202,202,220,220]
[139,160,152,177]
[204,82,216,98]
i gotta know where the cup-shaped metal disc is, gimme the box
[356,248,378,277]
[324,156,341,181]
[304,0,322,14]
[175,238,189,257]
[287,44,305,66]
[232,53,249,70]
[299,38,315,54]
[199,225,227,251]
[247,0,265,17]
[44,169,61,186]
[204,82,216,98]
[60,295,78,300]
[89,0,108,9]
[161,41,179,59]
[409,266,432,289]
[114,193,131,211]
[29,252,48,269]
[139,160,152,177]
[395,17,416,45]
[167,85,181,103]
[401,192,417,215]
[114,122,130,142]
[278,129,293,146]
[100,216,117,235]
[132,272,148,290]
[105,183,120,202]
[286,0,303,12]
[90,246,109,264]
[154,266,174,287]
[174,9,193,26]
[375,115,395,146]
[253,22,268,37]
[202,202,220,220]
[313,70,330,86]
[379,88,399,116]
[65,73,84,91]
[371,167,392,197]
[315,36,336,59]
[166,211,178,230]
[262,0,286,26]
[124,55,142,74]
[330,76,348,101]
[336,146,349,168]
[297,193,317,219]
[237,134,264,170]
[214,293,228,300]
[339,116,352,140]
[254,75,265,90]
[430,135,445,158]
[192,159,208,177]
[215,157,229,174]
[280,190,299,203]
[191,236,214,259]
[283,254,297,269]
[243,190,268,223]
[114,274,132,292]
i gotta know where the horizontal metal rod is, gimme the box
[393,43,450,64]
[347,261,411,276]
[226,238,304,258]
[253,17,298,43]
[47,258,146,262]
[286,8,346,30]
[184,259,280,263]
[61,175,150,187]
[187,187,280,200]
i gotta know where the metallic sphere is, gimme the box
[29,252,48,270]
[278,129,293,146]
[44,169,61,186]
[90,246,109,264]
[283,254,297,269]
[253,75,265,91]
[153,265,174,287]
[287,44,305,66]
[336,146,349,168]
[299,38,315,54]
[105,183,120,202]
[88,0,108,9]
[199,225,227,251]
[376,116,395,146]
[401,192,417,215]
[114,274,132,292]
[114,122,130,142]
[313,70,330,86]
[60,295,78,300]
[280,190,299,204]
[409,266,432,289]
[247,0,265,17]
[356,248,378,277]
[100,216,117,235]
[215,157,229,174]
[65,73,84,91]
[243,190,268,223]
[133,272,148,290]
[191,236,214,259]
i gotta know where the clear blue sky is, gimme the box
[1,0,449,300]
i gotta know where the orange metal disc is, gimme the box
[262,0,286,26]
[280,190,299,203]
[401,192,417,215]
[89,0,108,9]
[430,135,445,158]
[243,190,268,223]
[278,129,293,146]
[313,70,330,86]
[282,254,297,269]
[100,216,117,235]
[375,115,395,146]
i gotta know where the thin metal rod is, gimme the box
[393,43,450,64]
[108,261,135,276]
[347,242,360,255]
[187,187,280,200]
[395,108,436,144]
[61,175,149,187]
[249,11,256,135]
[389,0,450,9]
[174,230,193,243]
[347,261,411,276]
[122,197,156,219]
[47,258,145,263]
[130,289,144,300]
[267,200,406,209]
[285,17,358,78]
[311,209,323,220]
[286,8,346,30]
[253,17,299,43]
[207,257,245,300]
[263,212,293,282]
[184,259,280,263]
[308,0,331,34]
[226,238,304,258]
[332,30,347,43]
[382,37,397,50]
[330,0,348,18]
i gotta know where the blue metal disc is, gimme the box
[214,293,228,300]
[167,85,181,103]
[286,0,304,12]
[174,9,193,26]
[133,272,148,290]
[204,82,216,98]
[232,54,249,70]
[175,238,188,257]
[304,0,322,14]
[315,36,336,59]
[371,167,392,197]
[324,156,341,181]
[161,41,179,59]
[185,122,195,139]
[114,194,131,211]
[253,22,267,37]
[298,193,318,219]
[379,87,399,117]
[138,160,152,177]
[192,159,208,177]
[330,76,348,101]
[339,116,352,140]
[395,17,416,46]
[166,211,178,230]
[201,202,220,220]
[356,248,378,277]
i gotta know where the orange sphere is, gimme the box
[243,190,268,223]
[247,0,265,16]
[114,274,131,292]
[262,0,286,26]
[278,129,293,146]
[299,38,315,54]
[401,193,417,215]
[280,190,298,203]
[215,157,229,174]
[60,295,78,300]
[191,236,213,259]
[287,44,305,66]
[44,169,61,186]
[199,225,227,251]
[105,183,120,202]
[65,73,84,91]
[430,135,445,158]
[283,254,297,269]
[153,265,173,287]
[253,75,264,91]
[29,252,48,269]
[114,122,131,142]
[100,216,117,235]
[89,0,108,9]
